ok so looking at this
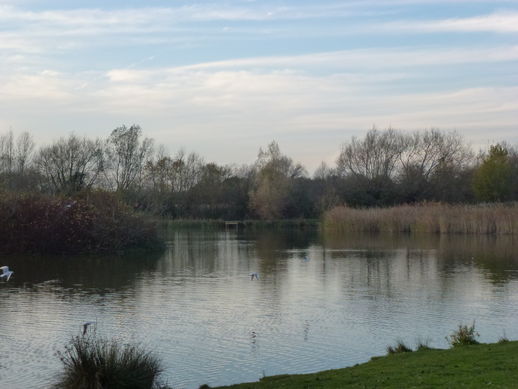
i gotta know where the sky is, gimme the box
[1,0,517,171]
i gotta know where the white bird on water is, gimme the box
[250,272,259,280]
[0,266,14,281]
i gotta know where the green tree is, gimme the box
[473,144,512,202]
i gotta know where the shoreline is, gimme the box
[212,340,518,388]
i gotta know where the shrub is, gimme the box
[0,191,163,254]
[447,322,479,347]
[386,340,412,354]
[56,335,167,389]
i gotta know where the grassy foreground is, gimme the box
[215,341,518,389]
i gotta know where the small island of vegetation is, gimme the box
[0,191,162,254]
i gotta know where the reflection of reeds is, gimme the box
[324,203,518,235]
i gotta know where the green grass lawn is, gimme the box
[214,341,518,388]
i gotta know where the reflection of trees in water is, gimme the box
[160,228,319,276]
[1,250,164,294]
[323,230,518,288]
[322,231,440,252]
[159,230,244,277]
[7,228,515,303]
[437,235,518,284]
[251,228,319,272]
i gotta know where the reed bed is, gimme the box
[323,203,518,235]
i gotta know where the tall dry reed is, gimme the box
[323,203,518,235]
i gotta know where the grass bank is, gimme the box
[324,203,518,234]
[214,341,518,389]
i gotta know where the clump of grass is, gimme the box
[447,322,479,347]
[415,337,432,351]
[386,340,412,355]
[55,335,167,389]
[498,331,509,344]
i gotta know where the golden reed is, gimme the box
[323,203,518,235]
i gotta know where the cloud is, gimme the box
[2,3,518,59]
[170,45,518,72]
[1,63,517,169]
[1,53,516,127]
[2,44,518,111]
[0,3,375,27]
[2,1,518,169]
[383,11,518,33]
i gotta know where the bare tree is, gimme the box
[37,135,104,194]
[15,131,35,173]
[0,131,15,174]
[398,129,471,181]
[167,150,204,193]
[105,125,153,192]
[337,128,405,180]
[313,161,334,180]
[144,149,205,194]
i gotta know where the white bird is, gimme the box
[250,272,259,280]
[0,266,13,282]
[82,321,96,336]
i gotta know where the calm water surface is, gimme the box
[1,228,518,388]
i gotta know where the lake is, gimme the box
[1,227,518,388]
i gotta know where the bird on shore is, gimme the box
[0,266,14,282]
[250,272,259,280]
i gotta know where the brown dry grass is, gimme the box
[323,203,518,235]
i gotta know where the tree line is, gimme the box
[1,125,517,220]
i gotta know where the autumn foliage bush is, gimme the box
[0,191,162,254]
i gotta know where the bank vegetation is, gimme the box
[324,203,518,235]
[1,125,517,225]
[0,191,162,254]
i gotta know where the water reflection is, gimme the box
[2,251,163,292]
[1,229,518,388]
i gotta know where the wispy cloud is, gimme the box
[168,45,518,72]
[3,65,516,168]
[383,11,518,33]
[0,3,381,26]
[2,3,518,60]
